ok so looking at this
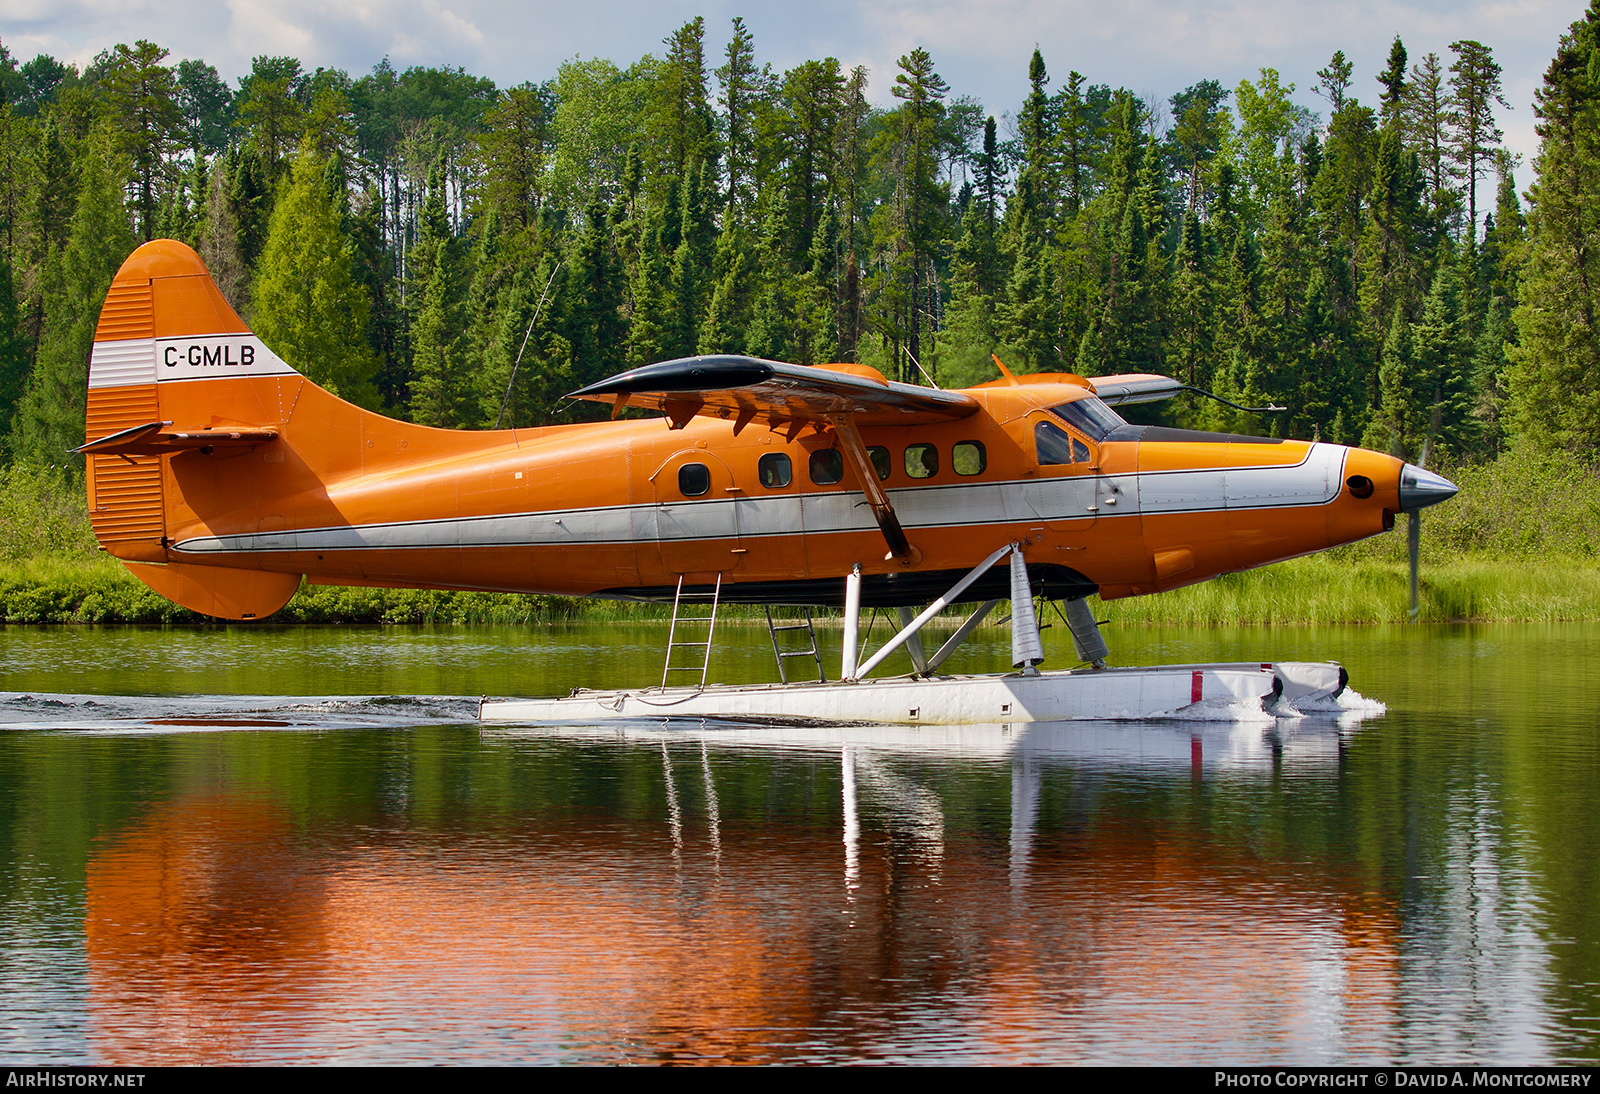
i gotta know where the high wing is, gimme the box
[1088,373,1185,406]
[1086,371,1285,414]
[571,355,979,563]
[569,355,979,434]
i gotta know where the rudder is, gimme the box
[83,239,304,619]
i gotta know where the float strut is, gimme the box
[1009,551,1044,675]
[849,543,1015,681]
[840,564,862,679]
[925,599,1001,675]
[896,606,930,674]
[1061,596,1109,669]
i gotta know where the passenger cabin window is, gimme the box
[953,440,986,476]
[1050,395,1125,441]
[868,446,892,481]
[809,448,844,485]
[758,452,792,488]
[905,443,939,479]
[678,462,710,496]
[1035,421,1091,466]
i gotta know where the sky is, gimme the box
[0,0,1587,170]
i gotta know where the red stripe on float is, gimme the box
[1191,670,1203,704]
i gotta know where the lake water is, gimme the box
[1,619,1597,1065]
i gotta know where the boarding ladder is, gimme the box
[661,573,722,689]
[763,606,826,683]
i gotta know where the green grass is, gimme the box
[3,449,1597,626]
[1100,555,1600,625]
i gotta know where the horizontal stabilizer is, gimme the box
[74,420,279,456]
[570,355,979,430]
[1088,373,1186,405]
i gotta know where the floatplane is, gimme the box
[77,240,1456,725]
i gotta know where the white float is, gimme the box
[479,545,1367,728]
[478,660,1356,726]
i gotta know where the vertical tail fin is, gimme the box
[84,239,302,618]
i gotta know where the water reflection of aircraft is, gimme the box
[78,241,1453,721]
[82,733,1402,1064]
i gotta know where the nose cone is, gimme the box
[1398,464,1458,512]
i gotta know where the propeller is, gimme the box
[1401,405,1457,620]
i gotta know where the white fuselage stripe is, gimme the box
[172,445,1347,555]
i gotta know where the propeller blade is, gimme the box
[1408,510,1422,621]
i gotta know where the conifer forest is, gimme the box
[6,8,1600,473]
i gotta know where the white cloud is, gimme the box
[2,0,1581,172]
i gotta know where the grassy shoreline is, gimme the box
[2,551,1597,626]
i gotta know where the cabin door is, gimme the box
[1019,410,1100,534]
[651,450,744,576]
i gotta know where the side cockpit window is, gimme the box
[1035,421,1090,466]
[1050,395,1125,441]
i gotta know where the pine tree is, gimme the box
[226,146,272,285]
[236,59,305,182]
[475,84,552,237]
[627,183,675,367]
[744,185,796,363]
[28,117,78,356]
[1315,50,1354,115]
[409,235,470,426]
[1507,1,1600,453]
[1059,72,1090,219]
[1405,52,1460,243]
[716,17,763,224]
[653,17,717,180]
[1357,127,1422,370]
[252,143,379,406]
[666,161,714,359]
[1001,206,1056,371]
[490,255,573,428]
[407,161,471,425]
[0,243,30,434]
[699,226,755,355]
[1447,40,1510,240]
[348,185,402,409]
[1408,251,1475,456]
[945,199,1001,357]
[13,129,135,463]
[101,40,181,242]
[1378,36,1408,132]
[565,202,625,390]
[1169,80,1230,214]
[1169,209,1214,388]
[1018,50,1054,222]
[1365,308,1413,452]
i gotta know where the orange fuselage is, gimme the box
[82,241,1406,619]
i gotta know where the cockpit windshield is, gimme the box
[1050,395,1126,441]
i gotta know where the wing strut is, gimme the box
[826,413,913,563]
